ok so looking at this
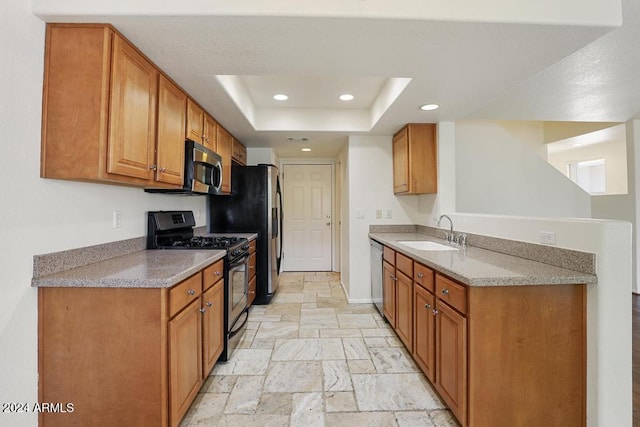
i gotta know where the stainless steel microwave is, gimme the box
[145,141,223,195]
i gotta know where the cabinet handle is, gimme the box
[417,272,424,279]
[441,288,449,295]
[149,164,157,170]
[188,289,196,295]
[424,303,431,309]
[214,271,221,276]
[159,167,166,172]
[200,307,206,314]
[206,302,212,307]
[433,309,439,315]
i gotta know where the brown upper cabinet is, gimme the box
[232,137,248,165]
[216,126,233,194]
[392,123,437,194]
[41,24,185,189]
[186,99,217,152]
[156,75,187,186]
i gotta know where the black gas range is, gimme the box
[147,211,249,256]
[147,210,250,362]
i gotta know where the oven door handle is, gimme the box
[228,308,249,338]
[228,253,250,269]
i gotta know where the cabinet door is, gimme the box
[216,126,233,194]
[232,138,247,165]
[435,300,467,425]
[392,127,409,193]
[395,271,413,351]
[107,35,157,181]
[156,75,186,186]
[169,298,202,427]
[202,280,224,376]
[186,99,204,144]
[414,285,436,382]
[203,114,217,152]
[382,261,396,328]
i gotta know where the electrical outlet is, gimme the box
[376,209,382,219]
[113,210,122,228]
[539,231,556,245]
[386,209,393,219]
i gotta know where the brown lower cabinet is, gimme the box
[248,239,257,306]
[382,244,586,427]
[38,259,225,427]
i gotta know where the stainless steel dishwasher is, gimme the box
[370,239,384,315]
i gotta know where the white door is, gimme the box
[282,164,332,271]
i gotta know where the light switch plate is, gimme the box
[113,210,122,228]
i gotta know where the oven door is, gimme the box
[228,253,249,326]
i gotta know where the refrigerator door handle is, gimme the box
[276,184,284,271]
[272,207,278,238]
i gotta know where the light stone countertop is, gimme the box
[370,232,597,286]
[31,232,258,289]
[31,249,226,288]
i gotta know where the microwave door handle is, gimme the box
[213,160,222,192]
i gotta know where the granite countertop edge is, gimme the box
[370,232,597,287]
[31,250,227,289]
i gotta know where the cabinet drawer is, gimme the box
[435,274,467,314]
[169,272,202,318]
[396,252,413,277]
[203,259,224,291]
[414,263,435,293]
[249,239,256,253]
[383,246,395,264]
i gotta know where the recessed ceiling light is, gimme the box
[420,104,439,111]
[301,148,312,152]
[339,94,354,101]
[274,94,288,101]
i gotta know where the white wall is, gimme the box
[338,146,350,294]
[548,138,628,195]
[625,120,640,293]
[456,120,592,218]
[0,3,206,426]
[344,136,420,302]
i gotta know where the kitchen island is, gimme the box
[370,230,595,427]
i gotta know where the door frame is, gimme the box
[279,158,339,272]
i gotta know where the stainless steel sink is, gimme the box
[397,241,459,251]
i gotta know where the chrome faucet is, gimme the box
[437,215,454,242]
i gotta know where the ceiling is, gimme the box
[33,0,638,159]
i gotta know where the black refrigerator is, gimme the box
[208,164,283,304]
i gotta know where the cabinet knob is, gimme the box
[433,309,439,315]
[424,303,431,309]
[159,167,166,172]
[149,164,157,170]
[441,288,449,295]
[200,307,206,313]
[206,302,212,307]
[188,289,196,295]
[215,271,221,276]
[417,272,424,279]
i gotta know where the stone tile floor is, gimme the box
[181,272,460,427]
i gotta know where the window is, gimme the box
[567,159,605,194]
